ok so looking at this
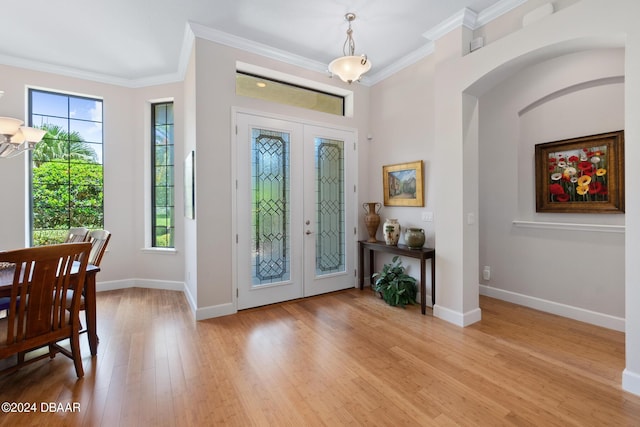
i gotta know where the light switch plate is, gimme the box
[421,211,434,222]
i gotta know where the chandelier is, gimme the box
[0,91,46,158]
[328,13,372,84]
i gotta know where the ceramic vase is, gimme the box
[383,218,400,246]
[363,202,382,242]
[405,227,425,249]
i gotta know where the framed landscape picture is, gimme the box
[534,130,624,213]
[382,160,424,207]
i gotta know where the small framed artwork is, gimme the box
[184,150,195,219]
[382,160,424,207]
[535,130,624,213]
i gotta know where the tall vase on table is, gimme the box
[383,218,400,246]
[362,202,381,242]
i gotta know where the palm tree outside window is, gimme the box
[29,89,104,246]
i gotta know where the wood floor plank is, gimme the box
[1,287,640,426]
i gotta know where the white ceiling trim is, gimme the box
[189,22,329,75]
[367,0,526,84]
[366,42,435,86]
[183,0,526,88]
[476,0,528,27]
[0,53,138,88]
[422,8,479,41]
[0,0,527,88]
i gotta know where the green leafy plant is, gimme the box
[372,256,417,308]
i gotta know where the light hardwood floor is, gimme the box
[0,287,639,426]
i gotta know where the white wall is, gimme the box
[369,0,640,395]
[0,64,184,286]
[367,56,436,296]
[183,46,198,308]
[444,0,640,395]
[3,0,640,396]
[189,38,371,318]
[479,48,625,328]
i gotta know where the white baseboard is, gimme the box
[96,278,184,292]
[183,284,197,317]
[623,369,640,396]
[195,303,236,320]
[433,305,482,327]
[95,279,236,320]
[480,284,625,332]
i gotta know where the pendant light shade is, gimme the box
[0,92,46,158]
[328,13,372,84]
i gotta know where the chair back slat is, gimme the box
[0,243,91,355]
[65,227,89,243]
[87,230,111,266]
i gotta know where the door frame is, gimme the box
[231,107,359,311]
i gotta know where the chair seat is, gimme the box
[0,317,6,346]
[65,290,85,309]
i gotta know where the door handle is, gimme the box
[306,230,313,235]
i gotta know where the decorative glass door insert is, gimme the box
[315,137,344,276]
[236,113,355,309]
[251,128,290,285]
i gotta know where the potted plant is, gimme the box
[372,256,417,308]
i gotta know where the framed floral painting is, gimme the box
[382,160,424,207]
[534,130,624,213]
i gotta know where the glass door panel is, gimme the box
[236,113,355,308]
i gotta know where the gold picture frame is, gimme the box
[382,160,424,207]
[534,130,624,213]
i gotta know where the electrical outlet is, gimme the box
[421,211,434,222]
[483,266,491,281]
[467,213,475,225]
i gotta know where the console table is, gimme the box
[358,240,435,315]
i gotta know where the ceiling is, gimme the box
[0,0,515,87]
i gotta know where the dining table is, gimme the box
[0,261,101,356]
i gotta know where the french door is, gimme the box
[235,112,356,310]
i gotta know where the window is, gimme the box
[151,102,174,248]
[236,72,345,116]
[29,89,104,246]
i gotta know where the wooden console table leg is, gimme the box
[431,256,436,307]
[359,243,364,289]
[420,259,426,315]
[369,250,375,288]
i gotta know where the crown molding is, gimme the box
[422,8,478,41]
[175,0,526,87]
[188,22,328,75]
[476,0,528,27]
[366,42,435,85]
[177,22,196,79]
[0,53,143,88]
[0,0,527,88]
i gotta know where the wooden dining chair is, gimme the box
[0,242,91,378]
[64,227,89,243]
[86,229,111,267]
[74,229,110,341]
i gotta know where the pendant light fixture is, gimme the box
[328,13,372,84]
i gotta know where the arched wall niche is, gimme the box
[475,46,625,328]
[454,37,633,391]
